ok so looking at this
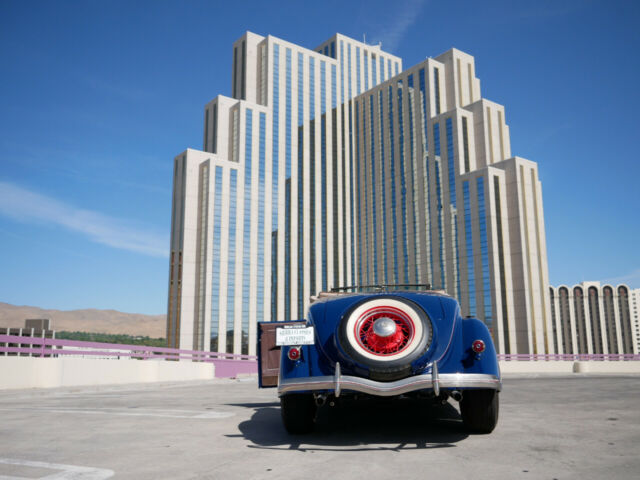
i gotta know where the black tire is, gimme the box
[460,389,499,433]
[337,296,432,381]
[280,394,316,434]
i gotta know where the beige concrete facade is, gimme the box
[352,57,551,355]
[167,31,553,356]
[549,282,639,355]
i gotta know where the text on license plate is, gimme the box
[276,327,315,346]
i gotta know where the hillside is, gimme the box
[0,302,165,338]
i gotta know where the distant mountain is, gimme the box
[0,302,165,338]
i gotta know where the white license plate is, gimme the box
[276,326,315,346]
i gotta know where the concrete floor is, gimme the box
[0,374,639,480]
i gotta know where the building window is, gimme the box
[241,109,253,354]
[210,166,224,352]
[397,80,409,283]
[462,117,470,173]
[477,176,492,330]
[463,181,475,317]
[434,67,441,115]
[226,169,238,353]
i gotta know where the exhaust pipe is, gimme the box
[450,390,462,402]
[314,394,327,407]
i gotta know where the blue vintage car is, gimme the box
[258,286,501,434]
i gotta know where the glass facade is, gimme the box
[372,54,377,85]
[242,109,253,353]
[355,99,362,286]
[434,123,445,289]
[462,117,470,173]
[210,166,223,351]
[477,176,492,331]
[419,68,433,285]
[369,94,377,283]
[257,113,266,324]
[320,60,328,291]
[463,181,475,316]
[169,33,554,358]
[271,43,280,322]
[297,52,304,317]
[378,90,388,283]
[446,118,460,298]
[434,67,441,115]
[285,48,292,321]
[356,47,361,95]
[407,74,419,282]
[364,51,369,91]
[226,169,237,353]
[388,85,399,284]
[309,57,316,297]
[362,99,369,281]
[397,80,409,283]
[493,176,509,352]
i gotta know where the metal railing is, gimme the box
[0,334,257,378]
[498,353,640,362]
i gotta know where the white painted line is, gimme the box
[0,407,234,419]
[0,458,114,480]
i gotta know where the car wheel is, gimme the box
[338,296,432,380]
[280,394,316,434]
[460,389,499,433]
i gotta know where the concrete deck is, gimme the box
[0,374,639,479]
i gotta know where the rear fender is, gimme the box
[459,318,500,377]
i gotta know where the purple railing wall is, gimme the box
[0,334,257,378]
[498,353,640,361]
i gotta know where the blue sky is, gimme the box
[1,0,639,315]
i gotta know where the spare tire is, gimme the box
[337,296,433,381]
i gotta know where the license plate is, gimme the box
[276,326,315,346]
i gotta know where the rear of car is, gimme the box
[258,288,501,434]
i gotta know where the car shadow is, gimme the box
[226,398,469,451]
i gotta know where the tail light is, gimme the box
[287,346,301,361]
[472,340,486,354]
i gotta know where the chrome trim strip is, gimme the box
[278,372,502,397]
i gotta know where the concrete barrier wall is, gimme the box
[2,357,639,390]
[500,360,640,374]
[0,357,215,390]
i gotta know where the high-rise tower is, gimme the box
[167,32,552,356]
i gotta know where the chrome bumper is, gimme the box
[278,362,502,397]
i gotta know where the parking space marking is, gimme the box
[0,407,233,419]
[0,458,114,480]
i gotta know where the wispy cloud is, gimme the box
[0,181,168,258]
[601,269,640,288]
[369,0,427,52]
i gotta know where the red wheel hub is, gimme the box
[355,306,414,356]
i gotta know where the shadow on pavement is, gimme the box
[227,398,469,451]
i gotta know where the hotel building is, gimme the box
[166,31,553,356]
[549,282,640,355]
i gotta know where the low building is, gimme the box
[549,282,639,355]
[0,318,56,357]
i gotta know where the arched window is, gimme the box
[602,286,617,354]
[550,288,559,353]
[618,286,632,354]
[588,287,603,354]
[573,287,587,354]
[559,287,573,354]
